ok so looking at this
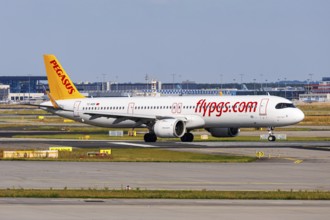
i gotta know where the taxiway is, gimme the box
[1,199,329,220]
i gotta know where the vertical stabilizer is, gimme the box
[44,54,85,100]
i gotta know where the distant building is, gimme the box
[8,93,46,102]
[0,85,10,102]
[299,93,330,102]
[0,76,47,93]
[0,75,323,102]
[300,77,330,102]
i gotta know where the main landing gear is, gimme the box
[144,133,157,142]
[180,132,194,142]
[267,127,276,142]
[143,132,194,142]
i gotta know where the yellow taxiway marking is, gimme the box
[283,157,304,164]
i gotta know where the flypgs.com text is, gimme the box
[195,99,258,117]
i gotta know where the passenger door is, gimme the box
[259,98,269,116]
[73,101,81,117]
[128,102,135,114]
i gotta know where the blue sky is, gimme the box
[0,0,329,83]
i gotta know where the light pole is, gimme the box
[28,75,31,102]
[145,74,149,95]
[101,74,106,91]
[308,73,313,94]
[284,77,287,98]
[240,74,244,84]
[171,73,176,90]
[178,74,182,89]
[219,74,223,90]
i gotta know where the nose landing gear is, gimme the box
[267,127,276,142]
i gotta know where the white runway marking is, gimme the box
[113,142,156,148]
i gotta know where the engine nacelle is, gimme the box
[207,128,240,137]
[153,119,185,138]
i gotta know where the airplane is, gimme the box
[38,54,305,142]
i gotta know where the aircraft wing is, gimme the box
[83,111,187,122]
[22,102,60,110]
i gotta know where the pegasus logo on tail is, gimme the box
[44,54,85,100]
[49,60,76,94]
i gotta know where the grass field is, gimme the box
[297,103,330,125]
[297,102,330,115]
[0,148,255,163]
[1,189,329,200]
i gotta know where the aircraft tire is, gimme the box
[268,135,276,142]
[144,133,157,142]
[180,133,194,142]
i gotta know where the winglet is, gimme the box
[44,55,85,100]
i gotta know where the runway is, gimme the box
[1,159,329,190]
[0,199,329,220]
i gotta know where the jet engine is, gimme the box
[207,128,240,137]
[153,119,185,138]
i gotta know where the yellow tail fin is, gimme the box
[44,54,85,100]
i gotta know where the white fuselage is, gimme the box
[41,95,305,130]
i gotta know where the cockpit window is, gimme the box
[275,103,295,109]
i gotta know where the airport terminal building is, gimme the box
[299,77,330,102]
[0,75,328,102]
[0,76,47,102]
[0,85,10,102]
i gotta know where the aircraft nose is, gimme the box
[295,109,305,123]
